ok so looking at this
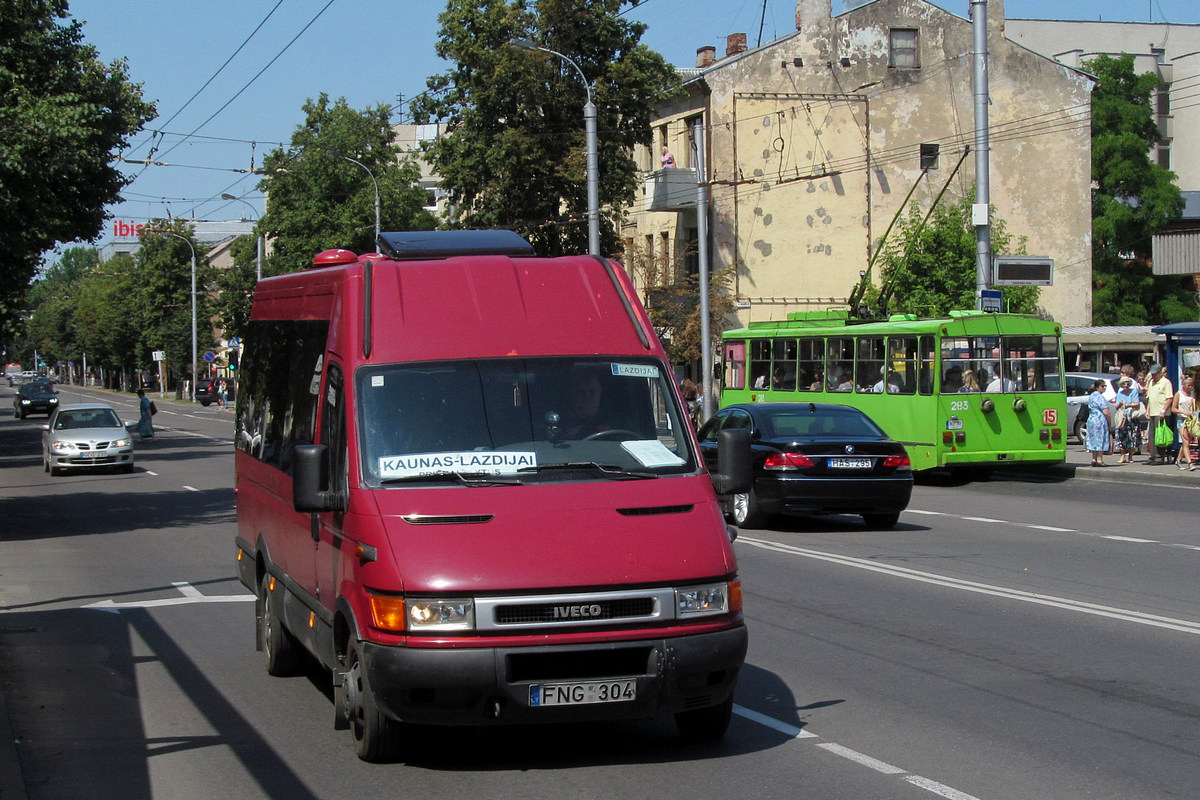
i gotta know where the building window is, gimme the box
[1158,145,1171,169]
[889,28,919,69]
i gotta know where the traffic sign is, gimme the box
[203,351,216,363]
[979,289,1003,313]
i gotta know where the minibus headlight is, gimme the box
[676,581,735,618]
[406,598,475,631]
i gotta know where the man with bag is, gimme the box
[1145,363,1173,464]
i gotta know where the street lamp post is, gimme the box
[326,150,381,244]
[159,230,197,403]
[510,38,599,256]
[221,193,264,281]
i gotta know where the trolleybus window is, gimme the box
[771,338,798,390]
[723,341,746,391]
[798,338,823,392]
[828,337,854,392]
[857,337,886,393]
[750,339,771,389]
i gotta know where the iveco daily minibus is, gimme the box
[234,230,750,761]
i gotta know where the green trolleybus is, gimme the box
[719,310,1068,472]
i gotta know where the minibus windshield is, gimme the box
[357,357,698,486]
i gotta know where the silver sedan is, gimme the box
[42,403,135,475]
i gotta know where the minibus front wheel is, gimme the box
[259,572,301,676]
[343,639,402,762]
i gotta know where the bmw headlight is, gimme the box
[675,581,740,618]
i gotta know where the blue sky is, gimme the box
[64,0,1199,246]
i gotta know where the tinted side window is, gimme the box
[236,319,330,473]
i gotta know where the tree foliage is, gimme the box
[411,0,679,256]
[627,243,737,367]
[0,0,155,336]
[257,94,436,273]
[862,193,1039,317]
[1085,53,1189,324]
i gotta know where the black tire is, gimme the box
[119,463,135,474]
[862,512,900,529]
[258,572,301,676]
[343,638,402,762]
[675,694,734,742]
[49,465,62,477]
[730,488,766,529]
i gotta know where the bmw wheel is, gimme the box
[730,488,766,529]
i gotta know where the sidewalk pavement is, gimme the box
[1037,440,1200,487]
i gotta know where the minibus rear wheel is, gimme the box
[259,572,301,676]
[344,639,402,762]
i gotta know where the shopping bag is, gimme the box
[149,401,158,416]
[1155,420,1173,447]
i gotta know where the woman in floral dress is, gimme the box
[1085,379,1111,467]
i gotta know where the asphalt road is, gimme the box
[1,382,1197,799]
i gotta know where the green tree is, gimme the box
[863,193,1039,317]
[214,235,259,341]
[411,0,679,256]
[0,0,155,336]
[257,94,435,273]
[1086,53,1188,324]
[73,252,139,376]
[132,221,216,386]
[22,246,98,366]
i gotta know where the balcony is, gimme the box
[645,167,698,212]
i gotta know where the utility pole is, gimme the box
[972,0,992,309]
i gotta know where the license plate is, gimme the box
[529,679,637,707]
[946,419,964,430]
[828,457,872,469]
[81,451,105,459]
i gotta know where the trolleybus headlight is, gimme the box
[405,598,475,631]
[980,398,995,413]
[676,581,737,617]
[1012,398,1027,412]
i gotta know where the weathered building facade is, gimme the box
[628,0,1094,327]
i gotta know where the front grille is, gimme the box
[495,597,655,625]
[77,442,111,450]
[476,587,674,631]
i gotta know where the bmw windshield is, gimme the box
[357,357,697,486]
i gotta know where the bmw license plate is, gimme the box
[529,679,637,707]
[828,457,871,469]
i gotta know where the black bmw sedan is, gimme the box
[697,402,913,529]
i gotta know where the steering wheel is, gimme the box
[582,428,641,442]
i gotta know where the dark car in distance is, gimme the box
[13,381,59,419]
[698,402,913,529]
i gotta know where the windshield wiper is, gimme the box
[519,462,658,480]
[380,471,522,486]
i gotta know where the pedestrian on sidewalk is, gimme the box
[1114,377,1143,463]
[1145,363,1173,464]
[1086,379,1112,467]
[1171,375,1197,470]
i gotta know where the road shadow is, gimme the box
[0,607,318,800]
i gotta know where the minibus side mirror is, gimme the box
[711,427,752,495]
[293,445,345,513]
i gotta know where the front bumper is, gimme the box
[49,449,134,470]
[361,625,748,726]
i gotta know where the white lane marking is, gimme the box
[734,707,984,800]
[738,536,1200,636]
[905,775,984,800]
[182,485,200,492]
[84,582,254,610]
[816,742,906,774]
[906,508,1200,552]
[733,704,817,738]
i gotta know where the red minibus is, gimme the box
[234,230,750,761]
